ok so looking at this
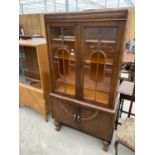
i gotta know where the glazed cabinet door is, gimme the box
[47,23,79,98]
[80,22,123,108]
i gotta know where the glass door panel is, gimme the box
[19,46,41,89]
[82,26,117,105]
[50,26,76,96]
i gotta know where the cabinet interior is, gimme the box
[19,46,41,89]
[49,25,118,106]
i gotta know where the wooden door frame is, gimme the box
[80,21,124,109]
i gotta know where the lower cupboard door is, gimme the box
[78,107,115,141]
[51,97,78,128]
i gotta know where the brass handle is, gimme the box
[73,114,80,123]
[73,114,77,121]
[77,115,80,122]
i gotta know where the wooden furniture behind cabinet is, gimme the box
[120,52,135,82]
[115,81,135,129]
[19,13,46,37]
[45,9,128,150]
[19,40,51,121]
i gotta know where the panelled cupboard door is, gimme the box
[77,106,115,141]
[47,23,80,98]
[80,22,123,108]
[51,97,78,128]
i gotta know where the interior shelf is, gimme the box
[54,55,75,61]
[56,85,109,104]
[85,58,113,65]
[19,75,41,89]
[24,68,40,74]
[52,38,115,44]
[84,88,109,104]
[53,38,75,42]
[85,39,116,44]
[53,56,113,65]
[19,57,38,61]
[56,83,75,96]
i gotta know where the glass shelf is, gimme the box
[24,68,40,74]
[52,39,115,44]
[85,39,116,44]
[19,57,38,61]
[83,88,109,104]
[53,38,75,42]
[56,83,75,96]
[54,55,75,61]
[19,75,41,89]
[53,56,113,66]
[54,56,113,66]
[84,58,113,65]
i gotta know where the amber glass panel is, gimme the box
[90,50,106,82]
[51,26,76,96]
[57,48,70,76]
[19,46,41,89]
[83,26,117,105]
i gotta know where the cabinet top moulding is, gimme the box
[44,9,128,22]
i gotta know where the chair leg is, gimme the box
[114,141,119,155]
[128,101,134,117]
[115,111,119,130]
[115,110,120,129]
[115,97,122,129]
[119,97,124,118]
[119,95,122,118]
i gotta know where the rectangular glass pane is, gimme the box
[85,27,117,40]
[19,46,41,89]
[50,26,76,96]
[82,26,117,105]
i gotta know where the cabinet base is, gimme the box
[114,141,119,155]
[54,120,61,131]
[43,113,48,122]
[103,141,110,152]
[53,120,111,151]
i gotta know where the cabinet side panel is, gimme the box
[19,84,46,114]
[37,44,51,112]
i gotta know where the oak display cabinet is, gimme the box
[45,9,128,150]
[19,40,51,121]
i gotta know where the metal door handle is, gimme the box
[77,115,80,122]
[73,114,77,121]
[73,114,80,122]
